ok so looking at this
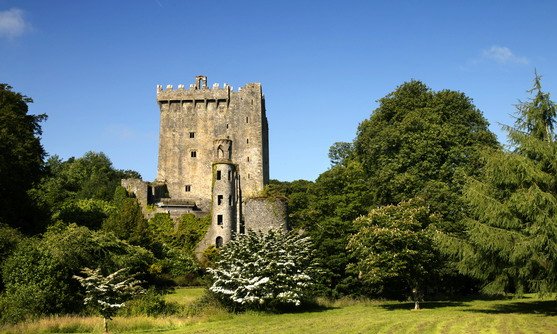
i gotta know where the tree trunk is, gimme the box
[103,317,109,333]
[412,287,420,310]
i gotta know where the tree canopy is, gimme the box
[354,81,499,231]
[347,199,439,308]
[0,84,47,233]
[438,74,557,295]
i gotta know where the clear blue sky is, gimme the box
[1,1,556,181]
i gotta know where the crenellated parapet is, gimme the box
[156,82,231,103]
[156,76,262,104]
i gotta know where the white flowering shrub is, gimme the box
[208,230,318,310]
[73,267,144,333]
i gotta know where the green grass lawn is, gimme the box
[2,288,557,333]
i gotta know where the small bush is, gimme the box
[119,289,181,317]
[184,290,227,317]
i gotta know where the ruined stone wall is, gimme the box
[243,197,288,234]
[121,178,149,208]
[156,80,269,210]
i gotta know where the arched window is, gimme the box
[216,236,223,248]
[217,145,224,159]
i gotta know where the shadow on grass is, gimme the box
[466,300,557,316]
[379,301,467,311]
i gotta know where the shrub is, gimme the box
[73,267,144,333]
[0,224,154,324]
[208,230,319,311]
[119,288,181,317]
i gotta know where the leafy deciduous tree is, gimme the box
[354,81,499,232]
[347,200,439,309]
[0,84,47,233]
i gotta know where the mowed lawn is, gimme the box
[2,288,557,334]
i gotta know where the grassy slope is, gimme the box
[165,297,557,334]
[2,288,557,334]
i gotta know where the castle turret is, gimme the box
[211,139,237,247]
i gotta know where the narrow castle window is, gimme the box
[247,157,250,162]
[216,236,223,248]
[217,145,224,159]
[226,124,229,129]
[228,170,231,180]
[217,195,223,205]
[246,138,249,144]
[216,170,221,180]
[189,132,195,138]
[229,195,232,206]
[185,185,191,192]
[191,151,197,158]
[217,215,223,225]
[246,117,249,123]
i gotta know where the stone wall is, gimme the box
[155,78,269,211]
[121,178,149,208]
[244,197,288,234]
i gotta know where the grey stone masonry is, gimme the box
[123,75,285,253]
[156,76,269,212]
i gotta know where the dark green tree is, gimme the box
[328,141,353,166]
[103,187,150,248]
[33,152,140,217]
[347,200,439,309]
[354,81,499,232]
[0,84,47,233]
[0,225,24,291]
[437,74,557,295]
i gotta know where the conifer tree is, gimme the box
[437,74,557,294]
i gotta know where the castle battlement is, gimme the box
[156,76,262,102]
[156,85,231,102]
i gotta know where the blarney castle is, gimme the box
[122,76,287,253]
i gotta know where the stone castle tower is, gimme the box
[156,75,269,211]
[123,76,286,251]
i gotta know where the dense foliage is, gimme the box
[347,200,439,308]
[33,152,140,229]
[208,230,319,310]
[354,81,499,231]
[0,84,47,233]
[438,75,557,295]
[0,224,153,323]
[267,81,499,297]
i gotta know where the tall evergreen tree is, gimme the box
[438,74,557,294]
